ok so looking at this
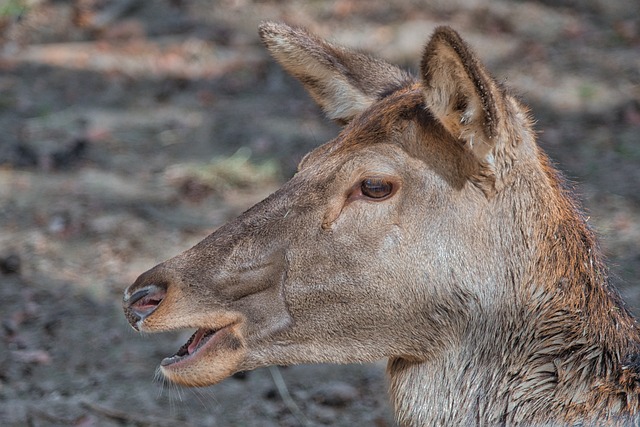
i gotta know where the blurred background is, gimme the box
[0,0,638,425]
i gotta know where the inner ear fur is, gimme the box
[420,26,506,163]
[259,22,412,124]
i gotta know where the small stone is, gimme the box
[232,370,249,380]
[0,253,21,275]
[263,388,277,400]
[312,381,359,407]
[308,402,338,424]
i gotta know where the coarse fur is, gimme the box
[123,22,640,426]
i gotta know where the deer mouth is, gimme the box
[161,327,225,366]
[153,316,247,387]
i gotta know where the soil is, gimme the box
[0,1,638,426]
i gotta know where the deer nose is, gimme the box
[123,284,166,327]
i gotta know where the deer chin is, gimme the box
[159,322,247,387]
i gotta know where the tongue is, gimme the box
[187,329,208,355]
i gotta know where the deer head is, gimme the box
[123,22,542,388]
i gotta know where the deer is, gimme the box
[122,22,640,426]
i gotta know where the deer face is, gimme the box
[123,23,534,387]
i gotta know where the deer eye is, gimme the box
[361,178,393,199]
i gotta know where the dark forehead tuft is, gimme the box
[332,86,439,152]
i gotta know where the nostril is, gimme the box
[128,288,151,305]
[125,284,166,318]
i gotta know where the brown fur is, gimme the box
[123,23,640,426]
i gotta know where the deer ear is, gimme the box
[259,22,412,124]
[420,27,505,162]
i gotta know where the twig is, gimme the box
[80,400,193,427]
[28,407,77,425]
[268,365,313,426]
[89,0,143,29]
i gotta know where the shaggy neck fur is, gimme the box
[388,146,640,427]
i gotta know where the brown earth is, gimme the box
[0,1,639,426]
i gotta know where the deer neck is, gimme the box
[387,207,640,427]
[388,346,511,426]
[388,292,640,426]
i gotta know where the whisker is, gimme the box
[189,387,211,410]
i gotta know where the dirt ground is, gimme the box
[0,0,639,426]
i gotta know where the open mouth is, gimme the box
[161,327,221,366]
